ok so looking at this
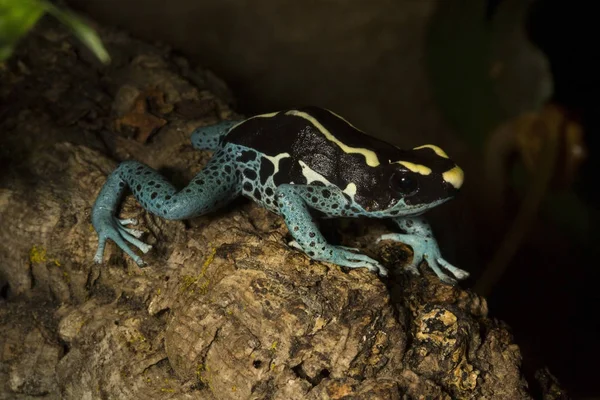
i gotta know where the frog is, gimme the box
[92,106,468,283]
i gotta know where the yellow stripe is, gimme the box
[413,144,449,159]
[285,110,381,167]
[442,166,464,189]
[230,111,279,131]
[394,161,432,176]
[325,109,365,133]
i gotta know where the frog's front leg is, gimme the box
[276,184,388,277]
[92,149,239,265]
[377,217,469,283]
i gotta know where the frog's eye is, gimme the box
[389,171,419,196]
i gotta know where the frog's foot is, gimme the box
[377,233,469,284]
[318,245,388,277]
[93,215,152,266]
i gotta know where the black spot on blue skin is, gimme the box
[195,179,204,185]
[308,251,315,256]
[165,195,172,200]
[243,182,253,192]
[144,171,151,175]
[322,189,331,198]
[309,232,315,238]
[148,181,155,185]
[265,199,271,204]
[391,210,400,215]
[244,169,257,180]
[273,157,293,186]
[254,188,262,200]
[136,184,141,191]
[311,197,318,203]
[310,242,315,247]
[224,165,232,173]
[307,187,314,193]
[185,188,192,193]
[331,204,339,209]
[209,165,218,171]
[216,180,222,185]
[293,226,299,232]
[151,192,157,199]
[239,150,257,162]
[137,165,143,170]
[259,158,274,185]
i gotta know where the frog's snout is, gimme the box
[442,165,464,191]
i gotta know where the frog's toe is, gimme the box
[118,228,152,253]
[419,257,462,284]
[336,245,361,252]
[404,263,420,276]
[287,240,303,251]
[437,258,469,280]
[436,272,457,285]
[119,226,144,238]
[375,263,389,277]
[376,233,400,244]
[109,230,146,265]
[118,218,138,226]
[329,247,388,277]
[93,235,108,264]
[93,216,149,265]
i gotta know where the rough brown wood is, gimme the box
[0,17,567,400]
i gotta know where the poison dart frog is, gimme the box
[92,106,468,283]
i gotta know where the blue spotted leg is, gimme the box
[92,149,240,265]
[191,120,242,150]
[276,184,388,276]
[377,217,469,283]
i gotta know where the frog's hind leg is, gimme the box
[191,120,242,150]
[92,149,240,265]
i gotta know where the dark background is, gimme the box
[62,0,600,397]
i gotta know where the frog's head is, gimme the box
[375,144,464,216]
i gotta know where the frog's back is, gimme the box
[224,106,402,162]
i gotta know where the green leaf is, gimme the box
[44,2,110,64]
[0,0,110,64]
[0,0,46,60]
